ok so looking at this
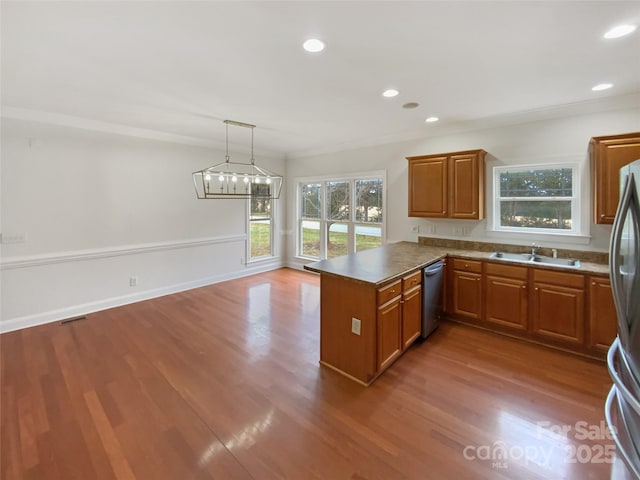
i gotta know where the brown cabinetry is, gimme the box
[401,271,423,349]
[377,296,402,371]
[451,258,483,320]
[591,132,640,224]
[485,262,528,331]
[407,149,486,219]
[531,269,585,345]
[588,275,617,353]
[318,267,426,386]
[446,258,610,359]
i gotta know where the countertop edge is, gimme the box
[303,244,609,286]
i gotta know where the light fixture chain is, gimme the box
[251,127,255,165]
[225,121,230,163]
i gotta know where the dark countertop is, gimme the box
[304,242,447,286]
[303,241,609,286]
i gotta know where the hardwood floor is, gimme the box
[1,268,615,479]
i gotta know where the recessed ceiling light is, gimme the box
[303,38,325,53]
[402,102,420,109]
[425,117,439,123]
[382,89,399,98]
[604,25,637,39]
[592,83,613,91]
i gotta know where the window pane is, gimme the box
[499,169,573,197]
[327,223,348,258]
[301,183,321,219]
[355,225,382,252]
[250,220,271,257]
[301,220,320,258]
[250,184,272,258]
[327,181,350,220]
[500,201,572,229]
[355,179,383,223]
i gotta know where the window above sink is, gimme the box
[489,161,590,241]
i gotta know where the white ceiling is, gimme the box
[2,1,639,158]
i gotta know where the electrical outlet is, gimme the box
[429,224,436,234]
[410,225,419,233]
[129,276,137,287]
[1,232,27,244]
[462,227,472,236]
[351,317,361,335]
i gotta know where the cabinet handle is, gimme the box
[472,211,477,215]
[600,214,605,219]
[535,287,539,291]
[521,285,526,289]
[477,278,481,281]
[390,289,396,294]
[592,282,596,285]
[442,211,446,214]
[465,264,469,268]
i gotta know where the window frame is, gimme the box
[296,171,386,260]
[246,190,276,263]
[491,162,581,236]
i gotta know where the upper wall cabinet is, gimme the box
[591,132,640,224]
[407,149,486,219]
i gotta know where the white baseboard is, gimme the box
[1,259,282,334]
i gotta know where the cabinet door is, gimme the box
[452,270,482,320]
[377,297,403,371]
[532,282,585,344]
[402,285,422,349]
[408,157,448,217]
[591,132,640,224]
[485,275,528,330]
[449,152,483,219]
[589,276,617,352]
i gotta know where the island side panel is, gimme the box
[319,273,377,384]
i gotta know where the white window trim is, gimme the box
[489,159,590,240]
[295,171,387,261]
[246,196,276,264]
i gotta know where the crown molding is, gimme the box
[286,92,640,160]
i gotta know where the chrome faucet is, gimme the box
[531,243,540,256]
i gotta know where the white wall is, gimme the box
[285,106,640,268]
[1,118,286,332]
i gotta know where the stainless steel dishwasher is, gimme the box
[422,260,444,338]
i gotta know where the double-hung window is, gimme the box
[493,164,580,235]
[298,174,384,259]
[248,183,274,260]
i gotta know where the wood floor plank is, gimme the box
[1,267,617,479]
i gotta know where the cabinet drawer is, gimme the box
[533,269,584,289]
[485,262,528,280]
[377,280,402,305]
[452,258,482,273]
[402,270,422,291]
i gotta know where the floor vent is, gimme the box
[60,316,87,325]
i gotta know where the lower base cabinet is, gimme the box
[446,257,614,359]
[589,276,617,353]
[377,296,402,371]
[485,263,528,331]
[319,268,424,385]
[531,269,585,345]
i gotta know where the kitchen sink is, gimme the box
[490,251,580,268]
[489,252,533,262]
[531,255,580,267]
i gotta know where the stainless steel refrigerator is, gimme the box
[606,159,640,479]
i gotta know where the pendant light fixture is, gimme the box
[192,120,283,200]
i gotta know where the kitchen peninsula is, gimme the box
[305,239,613,386]
[304,242,445,385]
